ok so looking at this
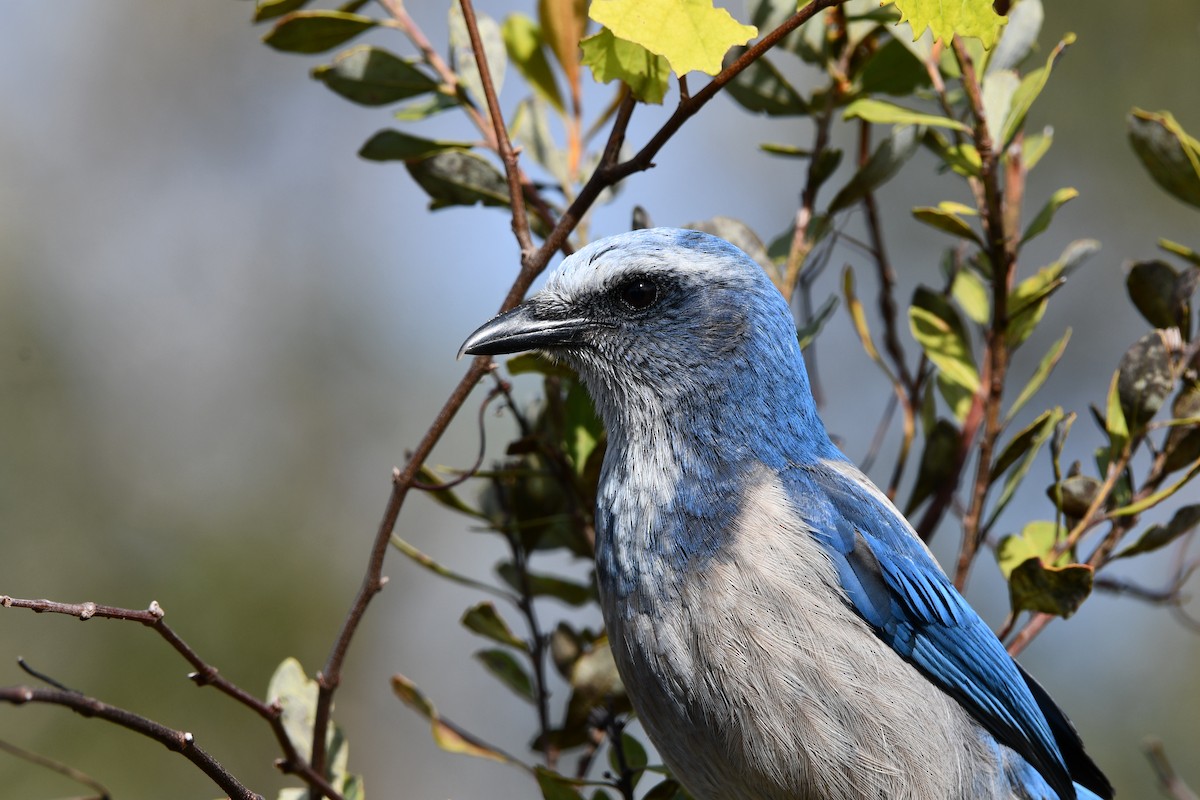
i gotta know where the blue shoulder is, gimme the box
[781,459,1080,800]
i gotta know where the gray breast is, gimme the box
[599,474,1015,800]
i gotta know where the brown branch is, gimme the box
[0,685,260,800]
[0,737,110,799]
[949,38,1016,589]
[458,0,534,256]
[377,0,562,249]
[0,595,344,800]
[1145,738,1200,800]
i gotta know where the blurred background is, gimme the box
[1,1,1197,797]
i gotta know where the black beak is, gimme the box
[458,300,592,358]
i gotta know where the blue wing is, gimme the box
[782,458,1111,800]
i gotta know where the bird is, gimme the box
[460,228,1114,800]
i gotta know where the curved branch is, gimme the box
[0,685,260,800]
[0,595,343,800]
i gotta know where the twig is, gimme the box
[0,737,110,800]
[1145,737,1200,800]
[950,38,1015,589]
[0,685,261,800]
[458,0,534,256]
[411,384,505,491]
[0,595,343,800]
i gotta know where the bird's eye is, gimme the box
[616,277,658,310]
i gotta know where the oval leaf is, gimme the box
[263,11,377,54]
[313,45,440,106]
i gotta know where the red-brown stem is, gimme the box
[458,0,534,257]
[951,38,1016,590]
[0,595,344,800]
[0,685,261,800]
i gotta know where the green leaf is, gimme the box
[539,0,588,101]
[1000,34,1075,147]
[1159,238,1200,268]
[997,520,1091,618]
[359,131,473,163]
[951,267,990,325]
[564,380,604,477]
[828,125,922,214]
[1110,457,1200,518]
[449,4,507,109]
[884,0,1007,48]
[1007,328,1071,422]
[759,143,812,158]
[391,674,517,764]
[475,648,537,701]
[462,601,528,650]
[642,779,688,800]
[722,50,807,116]
[1105,369,1130,457]
[496,564,594,605]
[797,295,839,350]
[513,97,570,185]
[985,0,1042,74]
[1129,108,1200,209]
[608,733,649,782]
[581,28,670,104]
[1022,126,1053,170]
[391,535,514,598]
[1007,557,1093,617]
[858,37,931,96]
[1126,259,1187,330]
[263,11,377,54]
[981,69,1019,144]
[988,407,1062,528]
[393,92,461,120]
[912,203,982,245]
[1115,504,1200,559]
[1021,187,1078,245]
[1118,331,1175,432]
[503,14,566,113]
[313,46,440,106]
[254,0,311,23]
[843,98,968,132]
[1004,241,1096,348]
[923,130,982,178]
[843,266,892,377]
[909,286,980,393]
[1046,473,1102,518]
[267,657,320,757]
[589,0,758,76]
[997,520,1068,577]
[406,150,510,210]
[536,767,587,800]
[937,371,975,423]
[905,419,960,514]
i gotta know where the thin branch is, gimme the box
[0,685,261,800]
[0,596,343,800]
[458,0,534,256]
[0,737,110,800]
[1145,738,1200,800]
[950,37,1016,589]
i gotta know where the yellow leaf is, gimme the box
[588,0,756,76]
[580,29,670,104]
[884,0,1006,49]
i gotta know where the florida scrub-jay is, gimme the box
[460,228,1113,800]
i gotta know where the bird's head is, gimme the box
[460,228,825,451]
